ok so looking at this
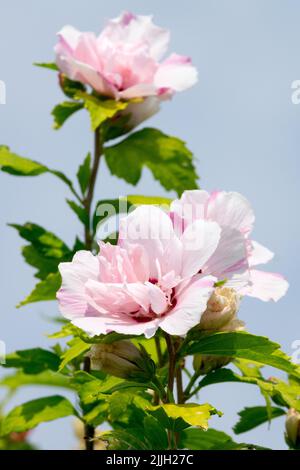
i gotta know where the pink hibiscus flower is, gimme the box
[55,12,197,126]
[57,205,247,338]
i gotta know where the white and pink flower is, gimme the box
[57,205,248,338]
[55,12,197,125]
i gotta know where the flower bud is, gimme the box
[88,340,152,380]
[285,408,300,448]
[193,290,245,375]
[199,287,240,331]
[193,354,231,375]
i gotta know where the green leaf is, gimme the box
[66,200,89,227]
[126,194,172,207]
[0,396,77,436]
[75,92,128,131]
[77,153,91,196]
[0,146,48,176]
[59,338,90,371]
[3,348,60,374]
[0,370,73,390]
[233,406,285,434]
[179,428,268,451]
[58,75,86,99]
[0,146,81,200]
[148,403,218,430]
[18,271,61,307]
[34,62,58,71]
[183,331,300,376]
[10,223,71,280]
[143,415,169,450]
[104,128,198,196]
[52,101,83,129]
[101,429,148,450]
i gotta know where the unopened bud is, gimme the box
[199,287,240,331]
[285,408,300,448]
[193,354,232,375]
[88,340,154,381]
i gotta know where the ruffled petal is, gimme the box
[159,276,215,335]
[243,269,289,302]
[155,54,198,92]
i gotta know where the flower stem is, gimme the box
[81,127,103,450]
[164,333,176,401]
[83,356,95,450]
[84,126,103,250]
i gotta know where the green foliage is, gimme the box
[75,92,128,131]
[77,153,91,196]
[59,338,91,371]
[183,331,300,376]
[104,128,198,196]
[52,101,83,129]
[0,370,74,390]
[148,403,219,430]
[179,428,268,450]
[233,406,285,434]
[0,146,80,199]
[34,62,58,71]
[66,200,89,227]
[3,348,60,374]
[0,396,77,436]
[18,271,62,307]
[10,223,70,279]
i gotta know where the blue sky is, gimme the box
[0,0,299,449]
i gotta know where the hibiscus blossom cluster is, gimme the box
[57,190,288,339]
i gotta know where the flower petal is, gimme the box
[155,54,198,92]
[57,251,99,319]
[72,315,159,338]
[243,269,289,302]
[248,240,274,267]
[207,191,255,235]
[158,276,215,335]
[203,226,248,279]
[180,219,221,278]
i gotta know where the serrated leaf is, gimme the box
[52,101,83,129]
[143,415,169,450]
[66,199,89,227]
[18,271,61,307]
[10,222,71,281]
[3,348,60,374]
[0,146,80,199]
[59,75,86,99]
[104,128,198,196]
[183,331,300,376]
[0,146,48,176]
[233,406,285,434]
[0,396,77,436]
[77,153,91,196]
[0,370,73,390]
[101,429,148,450]
[59,338,90,371]
[75,92,128,131]
[148,403,217,429]
[179,428,268,450]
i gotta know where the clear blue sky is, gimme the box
[0,0,299,449]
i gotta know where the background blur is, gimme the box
[0,0,299,449]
